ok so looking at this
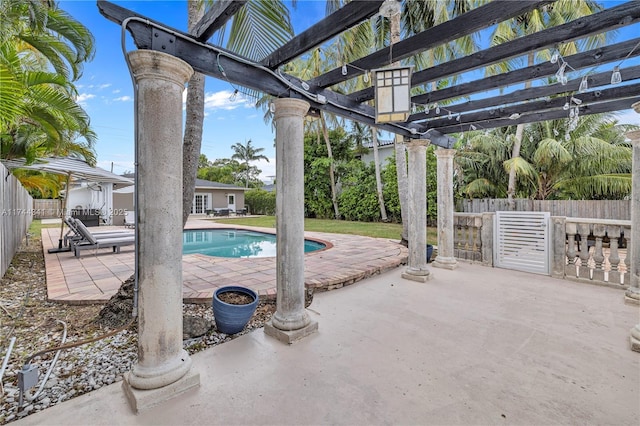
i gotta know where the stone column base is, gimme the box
[123,370,200,413]
[264,318,318,344]
[432,256,458,270]
[401,268,432,283]
[625,287,640,306]
[630,324,640,352]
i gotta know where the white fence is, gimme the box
[1,163,33,278]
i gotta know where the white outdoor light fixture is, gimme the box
[373,66,412,123]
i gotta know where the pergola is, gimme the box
[96,0,640,412]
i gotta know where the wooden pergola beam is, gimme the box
[260,0,384,69]
[308,0,554,89]
[191,0,247,41]
[352,2,640,103]
[433,97,640,134]
[98,1,454,146]
[409,64,640,122]
[422,82,640,130]
[412,37,640,106]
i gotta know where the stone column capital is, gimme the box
[273,98,310,120]
[434,147,456,158]
[626,130,640,144]
[406,138,430,148]
[128,50,193,86]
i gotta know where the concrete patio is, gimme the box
[15,261,639,425]
[41,218,408,303]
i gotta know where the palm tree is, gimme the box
[0,0,96,196]
[456,115,636,200]
[486,0,606,206]
[182,0,293,225]
[231,139,269,188]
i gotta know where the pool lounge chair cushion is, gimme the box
[64,217,132,246]
[72,219,135,258]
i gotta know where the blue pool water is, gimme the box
[183,229,325,258]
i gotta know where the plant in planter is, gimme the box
[212,286,259,334]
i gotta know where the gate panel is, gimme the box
[494,211,550,275]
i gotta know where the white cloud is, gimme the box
[112,89,121,94]
[98,83,112,90]
[76,93,95,105]
[203,90,254,111]
[113,96,132,102]
[254,157,275,182]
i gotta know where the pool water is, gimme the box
[183,229,325,258]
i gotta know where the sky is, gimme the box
[60,1,640,181]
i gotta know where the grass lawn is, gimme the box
[29,219,61,235]
[211,215,438,242]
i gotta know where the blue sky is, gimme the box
[61,1,640,180]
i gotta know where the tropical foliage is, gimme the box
[455,115,636,200]
[0,0,96,194]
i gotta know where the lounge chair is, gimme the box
[63,217,133,247]
[71,218,135,258]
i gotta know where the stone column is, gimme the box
[626,101,640,352]
[264,98,318,344]
[401,139,431,282]
[123,50,199,410]
[433,148,458,270]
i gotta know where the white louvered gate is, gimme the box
[494,211,550,275]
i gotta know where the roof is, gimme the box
[113,178,248,193]
[1,157,133,186]
[195,179,248,191]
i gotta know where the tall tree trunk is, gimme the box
[507,52,534,210]
[182,1,206,226]
[395,137,409,244]
[390,8,408,243]
[372,128,388,221]
[320,114,340,219]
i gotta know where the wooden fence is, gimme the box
[32,199,63,219]
[1,163,33,278]
[458,198,630,220]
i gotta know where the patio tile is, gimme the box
[42,222,407,304]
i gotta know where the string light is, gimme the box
[578,76,589,93]
[341,64,348,76]
[570,96,582,105]
[563,102,570,110]
[509,113,521,120]
[229,89,238,101]
[610,66,622,84]
[435,103,440,114]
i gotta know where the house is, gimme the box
[357,139,395,165]
[112,177,248,225]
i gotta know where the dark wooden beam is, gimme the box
[409,64,640,122]
[260,0,384,69]
[308,0,554,89]
[191,0,247,41]
[97,1,455,144]
[411,37,640,106]
[420,82,640,129]
[352,1,640,103]
[432,97,640,134]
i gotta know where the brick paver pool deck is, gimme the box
[42,218,408,304]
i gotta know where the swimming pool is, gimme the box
[183,229,326,258]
